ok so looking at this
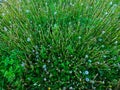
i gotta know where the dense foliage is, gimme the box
[0,0,120,89]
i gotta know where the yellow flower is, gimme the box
[48,87,51,90]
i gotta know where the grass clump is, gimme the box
[0,0,120,89]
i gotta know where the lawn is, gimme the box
[0,0,120,90]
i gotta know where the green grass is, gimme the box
[0,0,120,89]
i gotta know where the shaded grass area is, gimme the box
[0,0,120,89]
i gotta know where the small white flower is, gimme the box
[103,55,107,58]
[85,55,89,58]
[84,70,89,75]
[85,78,90,82]
[78,36,81,39]
[88,59,92,63]
[27,37,31,42]
[26,9,30,13]
[63,87,66,90]
[44,78,47,81]
[69,86,73,90]
[102,81,105,84]
[114,41,118,44]
[69,71,72,74]
[33,83,37,86]
[47,60,50,63]
[102,31,105,34]
[36,55,39,58]
[21,62,25,67]
[36,51,39,55]
[42,64,46,69]
[3,27,8,31]
[101,45,105,48]
[79,71,82,73]
[110,1,113,5]
[45,2,48,6]
[97,62,100,64]
[2,13,5,16]
[98,38,103,42]
[54,24,57,28]
[32,50,35,53]
[113,4,117,7]
[54,11,57,15]
[81,3,83,6]
[105,12,108,15]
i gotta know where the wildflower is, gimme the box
[47,60,50,63]
[33,83,37,86]
[81,3,83,6]
[103,55,107,58]
[26,9,30,13]
[2,13,5,16]
[69,86,73,90]
[84,70,89,75]
[69,22,72,25]
[35,51,39,55]
[54,11,57,15]
[45,2,48,6]
[32,50,35,53]
[88,59,92,63]
[69,71,72,74]
[110,1,113,5]
[63,87,66,90]
[85,55,89,58]
[114,41,118,45]
[78,36,81,39]
[54,24,57,28]
[21,62,25,67]
[27,37,31,42]
[44,78,47,81]
[105,12,108,15]
[3,27,8,31]
[102,31,105,34]
[98,38,103,42]
[101,45,105,48]
[48,87,51,90]
[42,64,46,69]
[85,78,90,82]
[79,71,82,73]
[36,55,39,58]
